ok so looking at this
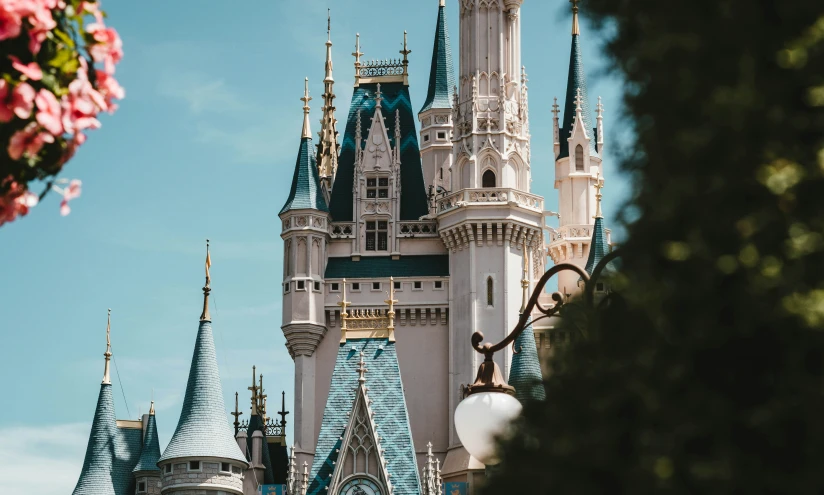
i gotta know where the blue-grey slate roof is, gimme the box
[420,1,455,113]
[133,414,161,473]
[558,33,598,160]
[280,136,329,215]
[325,255,449,279]
[309,339,421,495]
[508,317,546,403]
[113,426,141,494]
[584,216,613,276]
[329,82,429,222]
[73,384,118,495]
[159,320,248,464]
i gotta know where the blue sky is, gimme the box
[0,1,627,493]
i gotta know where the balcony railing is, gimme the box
[436,188,544,214]
[330,222,355,239]
[398,221,439,237]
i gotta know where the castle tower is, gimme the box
[132,402,162,495]
[436,0,543,481]
[157,246,249,494]
[547,0,606,294]
[419,0,456,194]
[279,79,330,471]
[317,12,339,200]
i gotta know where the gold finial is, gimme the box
[357,352,368,384]
[301,78,312,139]
[400,30,411,79]
[258,373,268,422]
[594,174,604,219]
[248,365,259,415]
[571,0,580,35]
[385,277,398,340]
[440,0,445,6]
[520,238,530,313]
[231,392,243,432]
[352,33,363,68]
[149,400,155,416]
[338,278,350,339]
[200,240,212,321]
[103,308,112,385]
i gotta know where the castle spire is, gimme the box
[301,78,312,139]
[280,79,329,215]
[200,240,211,321]
[558,0,596,160]
[318,10,339,192]
[420,0,456,113]
[102,308,112,385]
[584,176,613,276]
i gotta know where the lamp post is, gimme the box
[454,250,620,465]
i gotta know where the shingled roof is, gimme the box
[72,384,118,495]
[325,255,449,279]
[508,317,546,403]
[558,22,598,160]
[420,0,455,113]
[329,82,428,222]
[308,339,420,495]
[133,413,160,474]
[158,319,248,464]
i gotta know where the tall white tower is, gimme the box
[437,0,543,473]
[547,0,605,295]
[279,79,330,471]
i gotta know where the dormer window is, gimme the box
[365,221,388,251]
[366,177,389,198]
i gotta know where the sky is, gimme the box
[0,1,628,494]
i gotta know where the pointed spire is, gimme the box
[318,10,339,192]
[584,176,613,277]
[102,308,112,385]
[280,81,329,214]
[159,270,247,465]
[375,83,383,108]
[72,377,117,495]
[596,95,605,153]
[571,0,580,35]
[301,461,309,495]
[594,174,604,219]
[231,392,243,434]
[200,240,211,321]
[301,78,312,139]
[357,351,369,384]
[133,409,162,474]
[149,400,155,416]
[508,316,546,403]
[287,445,297,495]
[352,33,363,85]
[558,0,596,160]
[401,30,411,83]
[421,0,456,113]
[249,365,259,415]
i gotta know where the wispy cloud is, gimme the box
[157,71,253,115]
[0,423,87,495]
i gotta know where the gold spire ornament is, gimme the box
[249,365,259,415]
[301,78,312,139]
[200,240,212,321]
[103,308,112,385]
[594,174,605,219]
[520,238,530,313]
[357,352,369,384]
[149,400,156,416]
[571,0,580,35]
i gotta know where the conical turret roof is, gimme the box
[133,412,161,473]
[420,0,455,113]
[72,383,117,495]
[558,3,597,160]
[508,317,546,403]
[158,317,247,464]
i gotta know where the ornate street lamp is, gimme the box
[454,251,620,465]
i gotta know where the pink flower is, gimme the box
[0,80,12,122]
[35,89,62,135]
[59,179,81,216]
[7,121,54,160]
[9,55,42,80]
[87,22,123,74]
[80,1,103,22]
[0,176,38,227]
[95,70,124,112]
[10,82,35,119]
[0,4,22,41]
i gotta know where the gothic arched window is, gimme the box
[575,144,584,171]
[482,170,496,188]
[486,277,494,307]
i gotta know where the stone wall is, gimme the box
[161,461,243,495]
[136,474,161,495]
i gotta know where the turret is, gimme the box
[279,79,330,472]
[419,0,456,195]
[548,0,606,295]
[509,241,546,404]
[157,244,249,494]
[133,402,162,495]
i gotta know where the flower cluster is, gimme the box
[0,0,123,227]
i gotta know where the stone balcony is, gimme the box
[436,188,544,215]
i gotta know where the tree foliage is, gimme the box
[485,0,824,492]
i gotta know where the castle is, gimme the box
[70,1,611,495]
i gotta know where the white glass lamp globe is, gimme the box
[454,391,522,465]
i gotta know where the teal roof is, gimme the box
[558,33,598,160]
[329,82,429,221]
[309,339,421,495]
[508,317,546,403]
[245,414,276,484]
[325,255,449,279]
[133,414,160,473]
[420,1,455,113]
[280,137,328,214]
[113,426,141,494]
[158,320,247,464]
[72,384,117,495]
[584,216,612,276]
